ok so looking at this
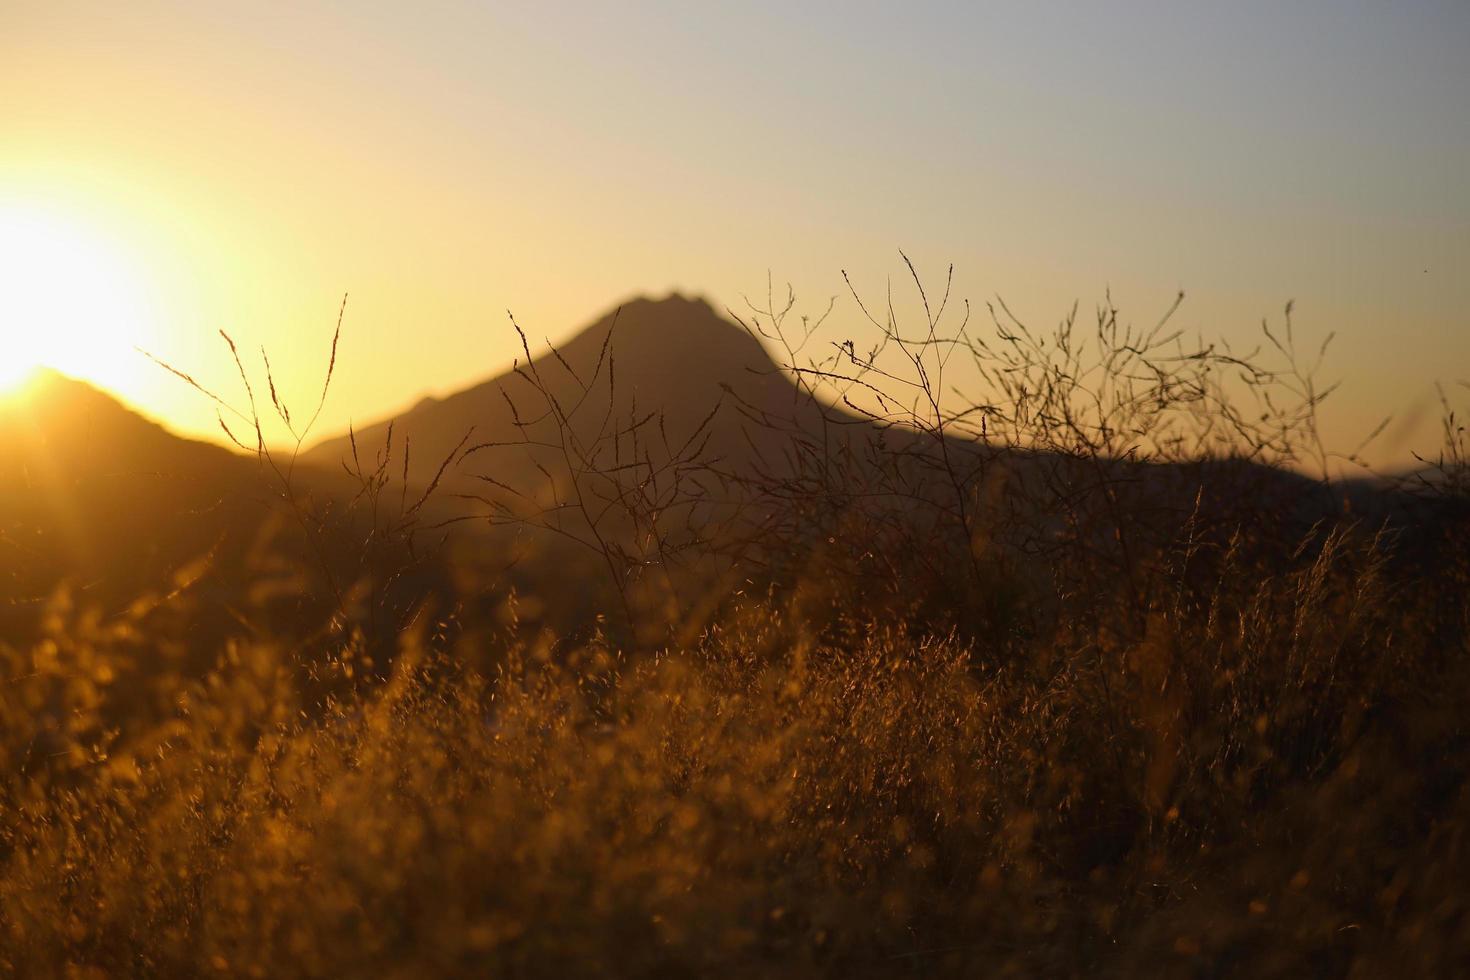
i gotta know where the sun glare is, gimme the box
[0,206,156,396]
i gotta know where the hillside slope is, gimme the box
[0,371,265,598]
[303,294,828,490]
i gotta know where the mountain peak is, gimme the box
[624,290,713,311]
[0,368,237,476]
[303,291,802,482]
[574,291,728,338]
[554,291,759,370]
[2,367,136,427]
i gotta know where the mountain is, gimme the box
[297,295,1465,624]
[302,293,818,489]
[0,369,440,661]
[3,306,1455,651]
[0,370,317,634]
[301,296,1378,534]
[301,294,1357,516]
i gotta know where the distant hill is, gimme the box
[303,293,823,490]
[0,371,264,600]
[298,295,1399,555]
[5,305,1449,649]
[292,296,1396,629]
[0,370,392,642]
[0,369,439,660]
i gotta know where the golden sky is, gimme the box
[3,1,1467,471]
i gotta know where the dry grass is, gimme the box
[2,529,1466,976]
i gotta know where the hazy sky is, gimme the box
[3,0,1467,468]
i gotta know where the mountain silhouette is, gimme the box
[298,294,1375,550]
[302,293,816,490]
[1,306,1450,662]
[291,295,1382,633]
[0,371,273,613]
[5,305,1436,641]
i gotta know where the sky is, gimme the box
[2,0,1467,470]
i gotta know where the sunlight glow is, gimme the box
[0,205,156,396]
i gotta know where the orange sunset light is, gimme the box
[0,203,158,395]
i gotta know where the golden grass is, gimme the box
[2,519,1466,976]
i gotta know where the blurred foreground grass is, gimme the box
[2,518,1467,977]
